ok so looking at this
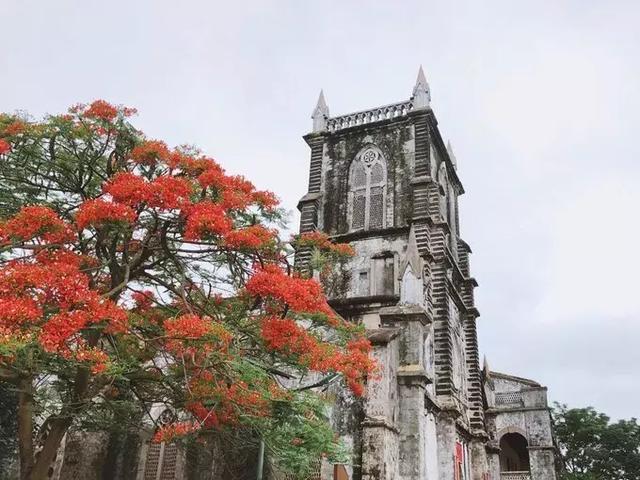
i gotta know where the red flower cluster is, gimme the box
[153,421,200,443]
[69,100,135,121]
[164,314,232,356]
[130,140,170,166]
[132,290,155,311]
[104,172,193,210]
[84,100,118,122]
[76,199,137,230]
[253,190,279,211]
[245,264,336,321]
[294,231,355,257]
[148,176,193,209]
[188,374,270,426]
[0,206,74,245]
[224,225,275,249]
[102,172,146,205]
[0,245,128,372]
[2,121,26,136]
[0,139,10,155]
[195,159,278,212]
[0,297,42,325]
[67,346,109,374]
[183,201,232,240]
[165,314,211,340]
[260,316,375,396]
[196,161,226,188]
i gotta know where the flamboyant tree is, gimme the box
[0,101,375,480]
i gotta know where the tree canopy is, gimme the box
[553,403,640,480]
[0,101,375,480]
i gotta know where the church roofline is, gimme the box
[489,371,543,388]
[310,66,432,134]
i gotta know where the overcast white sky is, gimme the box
[2,0,640,420]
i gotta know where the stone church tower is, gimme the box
[297,68,558,480]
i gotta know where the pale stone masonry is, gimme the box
[297,67,558,480]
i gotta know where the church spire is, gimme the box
[411,65,431,109]
[312,90,330,132]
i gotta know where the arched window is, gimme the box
[499,432,530,473]
[349,146,387,231]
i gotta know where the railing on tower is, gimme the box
[495,391,524,407]
[326,100,414,132]
[500,471,531,480]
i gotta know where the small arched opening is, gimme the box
[499,432,530,473]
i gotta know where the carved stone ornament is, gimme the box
[157,408,176,426]
[361,148,378,167]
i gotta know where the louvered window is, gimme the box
[143,442,178,480]
[144,409,179,480]
[349,147,387,231]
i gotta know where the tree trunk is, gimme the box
[29,417,71,480]
[17,376,34,480]
[17,362,93,480]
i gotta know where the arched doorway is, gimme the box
[499,432,530,473]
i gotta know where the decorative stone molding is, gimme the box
[379,304,431,325]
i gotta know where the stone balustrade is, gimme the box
[326,100,414,132]
[501,471,531,480]
[495,391,524,407]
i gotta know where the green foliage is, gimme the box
[553,403,640,480]
[263,391,347,477]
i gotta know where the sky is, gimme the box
[2,0,639,420]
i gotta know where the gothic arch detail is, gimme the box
[437,162,448,220]
[348,145,387,231]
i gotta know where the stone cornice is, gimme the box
[330,226,410,243]
[296,191,322,211]
[361,416,400,434]
[485,406,552,415]
[397,364,432,386]
[367,328,400,345]
[379,304,432,325]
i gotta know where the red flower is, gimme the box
[3,121,26,136]
[246,264,336,320]
[103,172,150,206]
[148,176,193,209]
[259,316,375,397]
[0,139,10,155]
[153,421,200,443]
[84,100,118,122]
[253,190,279,211]
[224,225,275,249]
[76,199,137,230]
[164,314,211,340]
[164,314,232,356]
[130,140,170,166]
[183,201,232,240]
[218,175,255,211]
[0,205,74,244]
[0,297,42,327]
[294,231,354,257]
[197,162,226,189]
[132,290,155,311]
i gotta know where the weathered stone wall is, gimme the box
[318,120,415,235]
